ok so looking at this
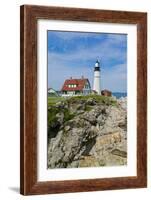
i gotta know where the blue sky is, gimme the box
[47,31,127,92]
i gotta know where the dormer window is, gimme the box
[68,84,77,88]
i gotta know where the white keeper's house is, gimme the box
[61,76,91,96]
[61,60,101,97]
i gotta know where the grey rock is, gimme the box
[56,112,64,124]
[48,96,127,168]
[86,98,97,105]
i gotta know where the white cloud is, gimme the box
[48,56,127,92]
[48,31,127,45]
[106,34,127,45]
[48,39,126,64]
[48,31,96,41]
[101,64,127,92]
[48,33,127,92]
[48,58,93,90]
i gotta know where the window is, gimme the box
[68,84,77,88]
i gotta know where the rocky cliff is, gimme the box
[47,95,127,168]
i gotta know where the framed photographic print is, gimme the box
[20,5,147,195]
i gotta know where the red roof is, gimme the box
[61,78,89,91]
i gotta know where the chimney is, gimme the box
[70,76,72,79]
[81,75,84,79]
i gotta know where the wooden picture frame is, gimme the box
[20,5,147,195]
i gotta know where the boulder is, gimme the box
[47,96,127,168]
[101,89,112,97]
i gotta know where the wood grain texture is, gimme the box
[20,5,147,195]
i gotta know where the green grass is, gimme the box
[85,105,93,111]
[48,97,65,106]
[48,107,60,125]
[64,109,75,122]
[48,106,75,125]
[48,95,117,107]
[67,95,117,106]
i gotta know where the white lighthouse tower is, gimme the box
[93,60,101,94]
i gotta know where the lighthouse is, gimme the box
[93,60,101,94]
